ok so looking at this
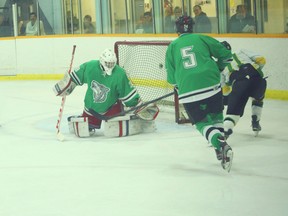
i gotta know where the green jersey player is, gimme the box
[165,15,233,172]
[54,48,159,138]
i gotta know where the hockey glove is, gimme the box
[254,56,266,69]
[134,101,160,121]
[229,69,248,84]
[53,72,77,96]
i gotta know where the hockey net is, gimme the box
[114,40,189,124]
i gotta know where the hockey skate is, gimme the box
[215,149,222,160]
[224,129,233,139]
[251,115,261,136]
[218,136,233,172]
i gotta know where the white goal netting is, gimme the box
[114,40,189,124]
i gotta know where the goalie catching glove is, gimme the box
[134,100,160,121]
[53,72,77,96]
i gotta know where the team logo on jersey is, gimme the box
[200,104,207,110]
[90,80,110,103]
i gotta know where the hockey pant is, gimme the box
[229,63,260,84]
[224,76,266,132]
[183,91,225,150]
[226,76,267,117]
[82,101,122,130]
[68,102,122,137]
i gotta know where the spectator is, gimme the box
[165,6,183,33]
[25,12,45,36]
[135,15,144,33]
[229,5,255,33]
[0,12,11,37]
[83,15,95,34]
[136,11,153,34]
[66,11,79,34]
[18,16,27,36]
[164,1,174,33]
[193,5,211,33]
[164,0,173,18]
[174,6,182,20]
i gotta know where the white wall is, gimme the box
[0,35,287,91]
[0,39,17,75]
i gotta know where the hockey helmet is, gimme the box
[175,15,194,34]
[99,49,117,76]
[221,41,232,50]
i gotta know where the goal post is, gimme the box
[114,40,190,124]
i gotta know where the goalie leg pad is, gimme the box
[140,119,157,133]
[104,117,142,137]
[68,116,90,138]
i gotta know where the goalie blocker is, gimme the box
[68,114,156,138]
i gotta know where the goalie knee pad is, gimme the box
[104,114,142,137]
[68,116,90,138]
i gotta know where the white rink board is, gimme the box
[0,36,287,91]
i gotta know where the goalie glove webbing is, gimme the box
[135,102,160,121]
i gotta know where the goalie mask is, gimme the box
[99,49,117,76]
[175,15,194,34]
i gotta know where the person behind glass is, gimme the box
[0,12,11,37]
[165,15,233,172]
[135,15,144,32]
[18,16,27,36]
[135,11,153,34]
[83,15,95,34]
[164,2,174,33]
[25,12,45,36]
[164,6,183,33]
[174,6,182,20]
[142,11,153,33]
[193,5,211,33]
[66,11,79,34]
[229,5,255,33]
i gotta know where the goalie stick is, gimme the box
[56,45,76,141]
[88,91,174,121]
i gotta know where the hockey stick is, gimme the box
[88,91,174,121]
[56,45,76,141]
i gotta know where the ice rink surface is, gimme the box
[1,81,288,216]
